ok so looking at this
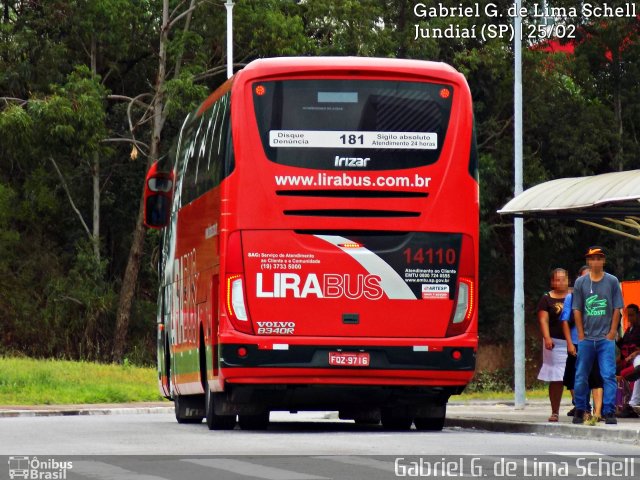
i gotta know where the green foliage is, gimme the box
[464,369,514,394]
[236,0,314,57]
[32,66,108,158]
[0,184,20,269]
[0,104,32,165]
[0,356,163,404]
[164,73,209,119]
[1,0,640,363]
[43,240,117,360]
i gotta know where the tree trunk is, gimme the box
[112,1,170,362]
[92,151,100,262]
[111,191,147,361]
[396,0,407,59]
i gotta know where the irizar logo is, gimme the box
[334,155,370,168]
[256,273,383,299]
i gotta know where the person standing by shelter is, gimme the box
[572,247,624,425]
[560,266,603,421]
[537,268,570,422]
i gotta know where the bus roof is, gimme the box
[196,57,467,117]
[236,56,461,81]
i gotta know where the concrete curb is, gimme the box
[2,403,639,445]
[446,417,640,444]
[0,406,173,418]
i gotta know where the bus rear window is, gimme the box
[253,79,453,170]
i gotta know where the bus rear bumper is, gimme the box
[219,343,475,386]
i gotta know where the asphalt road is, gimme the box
[1,412,638,479]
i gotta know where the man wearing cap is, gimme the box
[572,246,624,424]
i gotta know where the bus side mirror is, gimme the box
[144,162,174,229]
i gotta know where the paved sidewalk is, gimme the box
[1,400,639,444]
[447,399,640,444]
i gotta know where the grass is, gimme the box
[0,356,564,405]
[456,387,568,402]
[0,356,164,405]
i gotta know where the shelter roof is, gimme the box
[498,170,640,240]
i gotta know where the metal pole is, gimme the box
[513,0,526,409]
[225,0,234,79]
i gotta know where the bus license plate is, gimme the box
[328,352,370,367]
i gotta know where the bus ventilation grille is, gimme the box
[283,209,420,218]
[276,190,428,199]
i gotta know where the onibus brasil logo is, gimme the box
[8,457,72,480]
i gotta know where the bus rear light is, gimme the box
[451,350,462,361]
[338,242,363,249]
[226,274,253,334]
[446,277,475,337]
[224,232,253,334]
[230,276,248,320]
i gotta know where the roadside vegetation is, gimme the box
[0,356,163,405]
[2,1,640,369]
[0,356,558,405]
[457,368,555,401]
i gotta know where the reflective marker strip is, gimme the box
[315,235,417,300]
[273,344,289,350]
[413,346,429,352]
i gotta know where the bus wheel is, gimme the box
[174,394,205,424]
[414,402,446,431]
[205,386,236,430]
[238,411,270,430]
[414,416,445,431]
[381,408,413,431]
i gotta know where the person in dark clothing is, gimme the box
[537,268,570,422]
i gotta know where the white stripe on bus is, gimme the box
[314,235,416,300]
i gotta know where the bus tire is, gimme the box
[174,394,205,424]
[205,385,236,430]
[414,416,445,431]
[238,411,270,430]
[381,408,413,431]
[414,402,446,431]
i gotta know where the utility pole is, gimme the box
[225,1,234,79]
[513,0,526,409]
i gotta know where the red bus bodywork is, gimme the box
[146,57,479,430]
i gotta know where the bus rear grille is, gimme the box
[283,209,420,218]
[276,189,428,199]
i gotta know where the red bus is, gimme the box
[144,57,478,431]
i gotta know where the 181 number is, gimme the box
[340,134,364,145]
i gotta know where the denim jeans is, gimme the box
[574,338,616,415]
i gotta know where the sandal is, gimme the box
[548,413,559,422]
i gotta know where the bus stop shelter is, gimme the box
[498,169,640,240]
[498,168,640,327]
